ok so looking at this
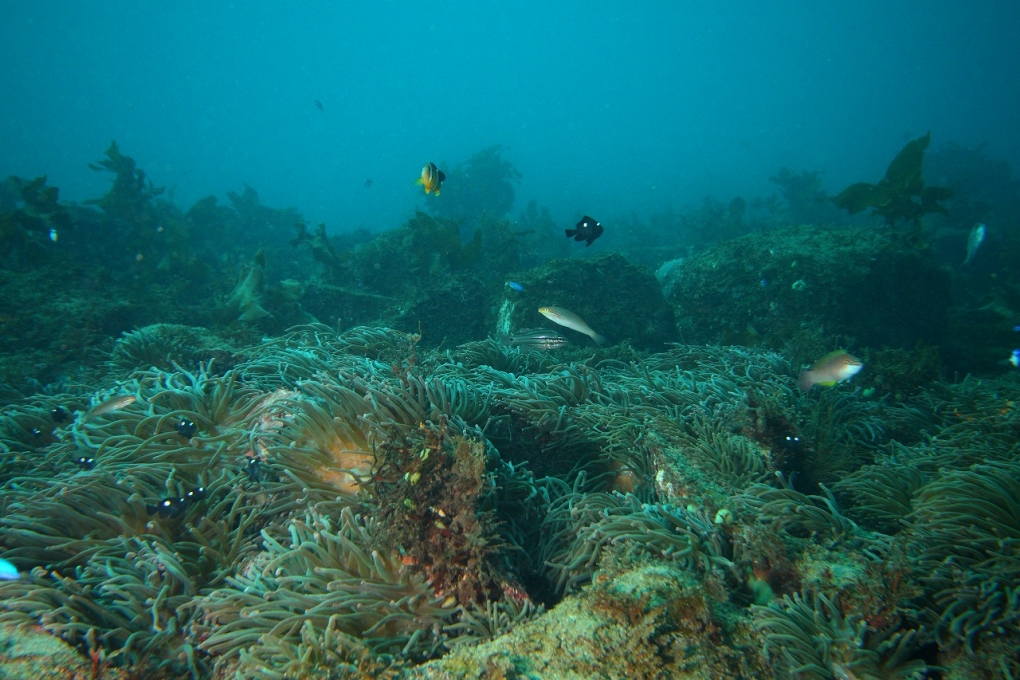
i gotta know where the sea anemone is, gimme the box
[754,590,929,679]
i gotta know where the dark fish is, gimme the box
[245,457,264,483]
[147,496,187,518]
[74,456,95,469]
[364,178,373,188]
[50,407,69,423]
[417,162,446,196]
[183,486,206,503]
[565,215,603,246]
[176,418,197,439]
[314,100,323,111]
[146,484,206,518]
[499,328,569,351]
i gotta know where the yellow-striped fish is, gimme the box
[798,351,863,391]
[538,306,606,346]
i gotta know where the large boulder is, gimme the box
[667,225,951,351]
[497,253,678,351]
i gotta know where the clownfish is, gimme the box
[417,162,446,196]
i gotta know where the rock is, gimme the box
[667,225,951,351]
[497,253,678,351]
[385,273,491,348]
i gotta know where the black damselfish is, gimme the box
[176,417,197,439]
[565,215,603,246]
[146,485,206,518]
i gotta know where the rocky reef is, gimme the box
[4,137,1020,679]
[665,224,956,379]
[497,252,677,351]
[2,321,1017,678]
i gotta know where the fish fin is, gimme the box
[591,332,607,346]
[565,229,576,238]
[797,370,815,392]
[815,380,838,387]
[416,177,424,186]
[433,188,440,196]
[438,170,446,182]
[585,238,595,246]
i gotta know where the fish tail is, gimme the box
[565,229,577,238]
[591,332,607,346]
[798,370,815,392]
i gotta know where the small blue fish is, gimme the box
[760,279,768,287]
[1011,349,1020,368]
[507,281,525,292]
[0,557,19,581]
[1013,325,1020,332]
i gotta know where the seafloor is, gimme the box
[3,142,1020,678]
[1,324,1018,678]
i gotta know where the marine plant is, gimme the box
[768,167,838,226]
[429,145,521,224]
[832,132,953,227]
[86,141,166,228]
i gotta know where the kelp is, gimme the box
[832,132,952,226]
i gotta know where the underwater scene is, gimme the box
[2,3,1020,679]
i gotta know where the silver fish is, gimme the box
[538,306,606,346]
[499,328,569,351]
[963,223,986,265]
[83,394,138,421]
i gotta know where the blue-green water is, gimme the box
[2,3,1019,678]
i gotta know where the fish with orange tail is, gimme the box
[538,306,606,346]
[417,162,446,196]
[798,350,863,391]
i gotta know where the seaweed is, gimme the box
[85,140,165,225]
[832,132,952,227]
[429,145,522,224]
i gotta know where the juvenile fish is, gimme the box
[538,306,606,346]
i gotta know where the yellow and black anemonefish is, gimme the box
[417,162,446,196]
